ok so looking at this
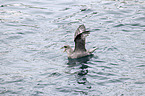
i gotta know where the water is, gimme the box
[0,0,145,95]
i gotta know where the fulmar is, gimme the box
[61,24,97,59]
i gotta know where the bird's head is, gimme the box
[61,45,71,52]
[61,45,73,55]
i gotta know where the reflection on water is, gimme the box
[67,55,93,86]
[76,64,89,85]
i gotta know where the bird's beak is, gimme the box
[60,47,64,49]
[63,49,66,52]
[60,47,66,52]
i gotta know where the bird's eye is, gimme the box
[64,46,67,48]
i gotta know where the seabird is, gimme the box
[61,24,97,59]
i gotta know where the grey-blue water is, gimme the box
[0,0,145,96]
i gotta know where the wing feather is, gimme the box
[74,25,90,52]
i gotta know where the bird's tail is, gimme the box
[88,47,98,53]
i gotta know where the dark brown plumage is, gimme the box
[61,24,97,59]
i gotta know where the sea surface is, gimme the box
[0,0,145,96]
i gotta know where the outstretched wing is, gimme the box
[74,25,89,41]
[74,25,90,52]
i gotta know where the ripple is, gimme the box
[119,78,130,81]
[107,10,122,15]
[80,8,92,12]
[6,35,22,40]
[136,17,145,21]
[1,79,23,85]
[135,82,145,84]
[122,29,131,32]
[1,3,47,9]
[137,65,145,67]
[114,24,124,27]
[127,23,140,27]
[48,72,61,77]
[97,65,112,69]
[107,79,122,83]
[97,72,116,76]
[109,63,119,66]
[93,60,105,63]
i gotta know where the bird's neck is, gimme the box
[66,47,73,55]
